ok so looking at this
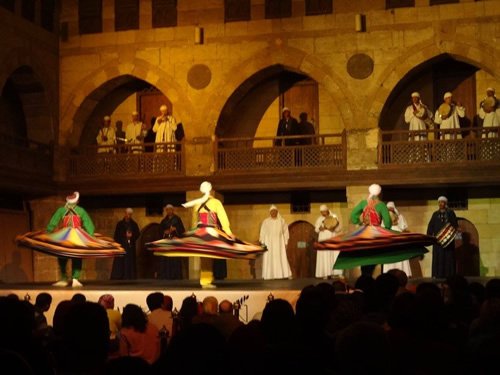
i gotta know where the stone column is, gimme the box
[346,128,379,170]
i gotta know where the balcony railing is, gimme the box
[215,132,346,173]
[68,141,184,178]
[379,126,500,166]
[0,132,53,176]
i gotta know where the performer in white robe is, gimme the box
[478,87,499,138]
[434,92,465,140]
[260,205,292,280]
[96,115,116,153]
[383,201,412,277]
[315,204,343,279]
[405,92,433,141]
[126,111,145,153]
[153,104,177,153]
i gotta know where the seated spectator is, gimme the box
[212,299,244,340]
[177,295,199,333]
[146,292,173,347]
[119,304,160,365]
[98,294,122,340]
[34,292,52,334]
[71,293,86,304]
[192,296,219,326]
[386,268,410,295]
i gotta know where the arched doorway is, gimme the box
[215,65,319,139]
[456,217,480,276]
[379,54,479,134]
[74,75,170,147]
[136,222,162,279]
[287,220,317,279]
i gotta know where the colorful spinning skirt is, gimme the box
[314,225,435,270]
[16,227,125,259]
[146,226,266,260]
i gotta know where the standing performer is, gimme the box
[126,111,145,153]
[158,204,186,280]
[260,205,292,280]
[111,208,140,280]
[434,92,465,140]
[152,104,177,153]
[96,115,116,153]
[314,205,343,279]
[405,92,433,141]
[478,87,499,138]
[427,196,459,279]
[383,201,412,276]
[146,182,265,288]
[16,192,125,287]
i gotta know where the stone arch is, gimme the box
[208,45,355,137]
[368,39,499,125]
[0,49,57,143]
[60,59,193,147]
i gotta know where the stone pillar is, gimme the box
[184,137,214,176]
[29,196,64,282]
[346,128,379,170]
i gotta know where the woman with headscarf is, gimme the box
[147,181,265,288]
[259,205,292,280]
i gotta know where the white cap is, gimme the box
[165,204,174,209]
[269,204,278,212]
[160,104,167,111]
[319,204,328,212]
[486,87,495,93]
[443,92,453,100]
[368,184,382,197]
[386,201,395,209]
[411,92,420,98]
[103,115,111,121]
[438,196,448,203]
[132,111,138,116]
[66,191,79,204]
[125,208,133,214]
[200,181,212,194]
[282,107,290,113]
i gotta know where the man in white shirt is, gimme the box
[96,115,116,153]
[315,204,343,279]
[405,92,433,141]
[478,87,499,138]
[152,104,177,153]
[259,205,292,280]
[126,111,145,153]
[435,92,465,140]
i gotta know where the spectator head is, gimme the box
[146,292,164,312]
[121,304,147,333]
[202,296,219,315]
[71,293,86,304]
[35,292,52,311]
[386,268,409,289]
[162,295,173,311]
[486,278,500,300]
[219,299,233,314]
[98,294,115,310]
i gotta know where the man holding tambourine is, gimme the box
[434,92,465,140]
[426,196,459,278]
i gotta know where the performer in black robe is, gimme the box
[427,196,459,278]
[111,208,140,280]
[158,204,186,279]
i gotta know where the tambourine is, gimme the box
[438,103,452,119]
[436,223,457,248]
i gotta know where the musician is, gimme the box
[126,111,145,153]
[383,201,412,276]
[275,107,299,146]
[152,104,177,153]
[314,205,343,279]
[158,204,186,280]
[434,92,465,140]
[96,115,116,153]
[478,87,499,138]
[426,196,459,279]
[405,92,433,141]
[111,208,140,280]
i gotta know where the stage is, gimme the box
[0,276,492,325]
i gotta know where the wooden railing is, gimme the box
[0,132,53,176]
[215,132,346,173]
[379,126,500,166]
[68,141,184,178]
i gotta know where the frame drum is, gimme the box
[436,223,457,248]
[438,103,451,119]
[322,216,339,231]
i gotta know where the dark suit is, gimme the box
[111,218,140,279]
[275,117,299,146]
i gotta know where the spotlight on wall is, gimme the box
[355,14,366,32]
[195,26,204,44]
